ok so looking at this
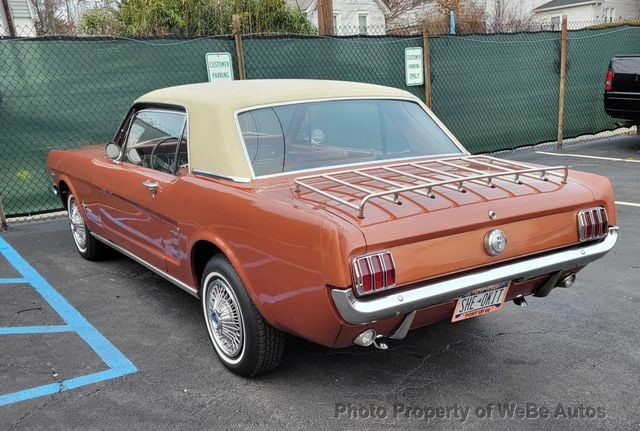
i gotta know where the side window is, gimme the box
[124,109,186,174]
[238,108,285,176]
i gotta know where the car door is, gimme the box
[92,107,186,271]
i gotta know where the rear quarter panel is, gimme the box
[162,174,367,347]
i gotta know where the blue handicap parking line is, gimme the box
[0,236,137,406]
[0,278,28,284]
[0,325,72,335]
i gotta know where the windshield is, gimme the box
[237,99,463,176]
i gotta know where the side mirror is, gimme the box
[105,142,121,160]
[126,148,142,165]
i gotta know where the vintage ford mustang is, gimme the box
[46,80,618,376]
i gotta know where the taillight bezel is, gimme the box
[352,251,396,297]
[577,207,608,242]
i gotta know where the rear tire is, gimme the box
[201,255,284,377]
[67,194,107,261]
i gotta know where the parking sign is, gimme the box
[206,52,234,83]
[405,47,424,86]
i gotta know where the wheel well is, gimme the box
[191,240,223,291]
[58,181,70,209]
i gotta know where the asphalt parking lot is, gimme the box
[1,134,639,430]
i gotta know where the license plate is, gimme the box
[451,281,510,322]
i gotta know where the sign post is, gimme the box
[205,53,234,83]
[405,47,424,87]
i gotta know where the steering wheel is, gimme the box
[149,136,178,172]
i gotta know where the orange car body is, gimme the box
[46,80,618,350]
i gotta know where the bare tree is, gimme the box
[486,0,538,33]
[30,0,90,34]
[385,0,424,32]
[31,0,67,34]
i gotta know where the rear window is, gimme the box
[237,99,462,176]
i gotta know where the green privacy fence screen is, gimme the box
[1,26,639,216]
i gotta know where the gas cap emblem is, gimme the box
[485,229,507,256]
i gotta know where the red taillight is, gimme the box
[359,258,373,293]
[353,252,396,296]
[605,69,614,91]
[371,254,384,289]
[578,207,608,242]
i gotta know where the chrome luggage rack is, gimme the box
[293,155,568,219]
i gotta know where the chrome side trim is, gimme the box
[332,227,619,325]
[91,233,199,298]
[192,169,251,183]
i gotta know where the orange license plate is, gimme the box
[451,281,510,322]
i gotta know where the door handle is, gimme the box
[142,180,159,194]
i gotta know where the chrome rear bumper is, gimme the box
[331,226,619,325]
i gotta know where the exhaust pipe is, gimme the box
[353,311,415,349]
[353,329,389,350]
[354,329,377,347]
[373,337,389,350]
[534,272,578,297]
[513,295,527,307]
[557,274,576,288]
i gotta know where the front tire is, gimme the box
[201,256,284,377]
[67,194,106,260]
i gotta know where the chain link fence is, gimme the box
[1,22,639,218]
[1,34,236,217]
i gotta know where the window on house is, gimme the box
[358,14,368,35]
[333,13,339,34]
[550,16,561,31]
[601,7,617,22]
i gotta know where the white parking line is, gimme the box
[616,201,640,208]
[535,151,640,163]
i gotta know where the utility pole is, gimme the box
[317,0,334,35]
[1,0,16,37]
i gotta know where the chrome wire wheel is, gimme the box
[204,273,244,361]
[68,196,87,253]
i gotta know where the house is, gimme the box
[287,0,390,35]
[534,0,640,29]
[0,0,37,36]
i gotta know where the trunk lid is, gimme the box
[260,155,600,286]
